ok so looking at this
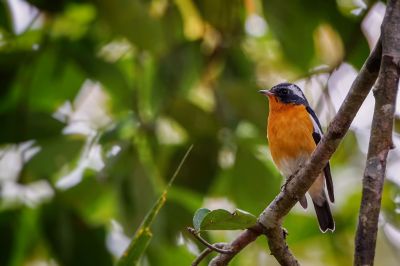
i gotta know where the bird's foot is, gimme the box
[281,164,303,191]
[280,175,294,191]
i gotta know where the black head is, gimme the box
[259,83,309,105]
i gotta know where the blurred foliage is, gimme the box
[0,0,399,266]
[117,145,192,266]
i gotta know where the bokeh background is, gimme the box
[1,0,400,265]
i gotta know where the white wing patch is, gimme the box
[309,114,323,136]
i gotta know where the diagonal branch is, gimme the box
[205,36,382,265]
[354,0,400,265]
[187,227,234,254]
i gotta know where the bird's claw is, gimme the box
[281,164,303,191]
[281,175,294,191]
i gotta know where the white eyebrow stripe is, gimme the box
[290,84,306,100]
[309,113,323,135]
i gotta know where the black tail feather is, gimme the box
[312,199,335,232]
[323,164,335,203]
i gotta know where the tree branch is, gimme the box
[208,224,266,266]
[192,244,227,266]
[354,1,400,265]
[204,35,382,265]
[264,226,299,266]
[187,227,234,254]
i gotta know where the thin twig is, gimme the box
[192,248,213,266]
[168,145,194,188]
[187,227,233,254]
[191,243,227,266]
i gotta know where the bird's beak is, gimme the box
[258,89,274,96]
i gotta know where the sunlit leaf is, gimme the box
[116,189,167,266]
[193,208,211,231]
[117,225,153,266]
[194,208,257,231]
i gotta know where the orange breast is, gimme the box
[267,98,316,170]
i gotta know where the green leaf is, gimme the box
[193,208,211,231]
[8,209,40,266]
[116,145,193,266]
[117,224,154,266]
[194,208,257,231]
[116,183,168,266]
[116,184,169,265]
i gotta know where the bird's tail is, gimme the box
[312,193,335,233]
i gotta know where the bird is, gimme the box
[259,83,335,232]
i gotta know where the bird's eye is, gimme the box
[280,88,289,95]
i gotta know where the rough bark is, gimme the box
[265,227,299,266]
[354,1,400,265]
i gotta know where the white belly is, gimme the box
[278,154,326,203]
[277,154,309,179]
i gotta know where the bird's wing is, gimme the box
[306,106,335,203]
